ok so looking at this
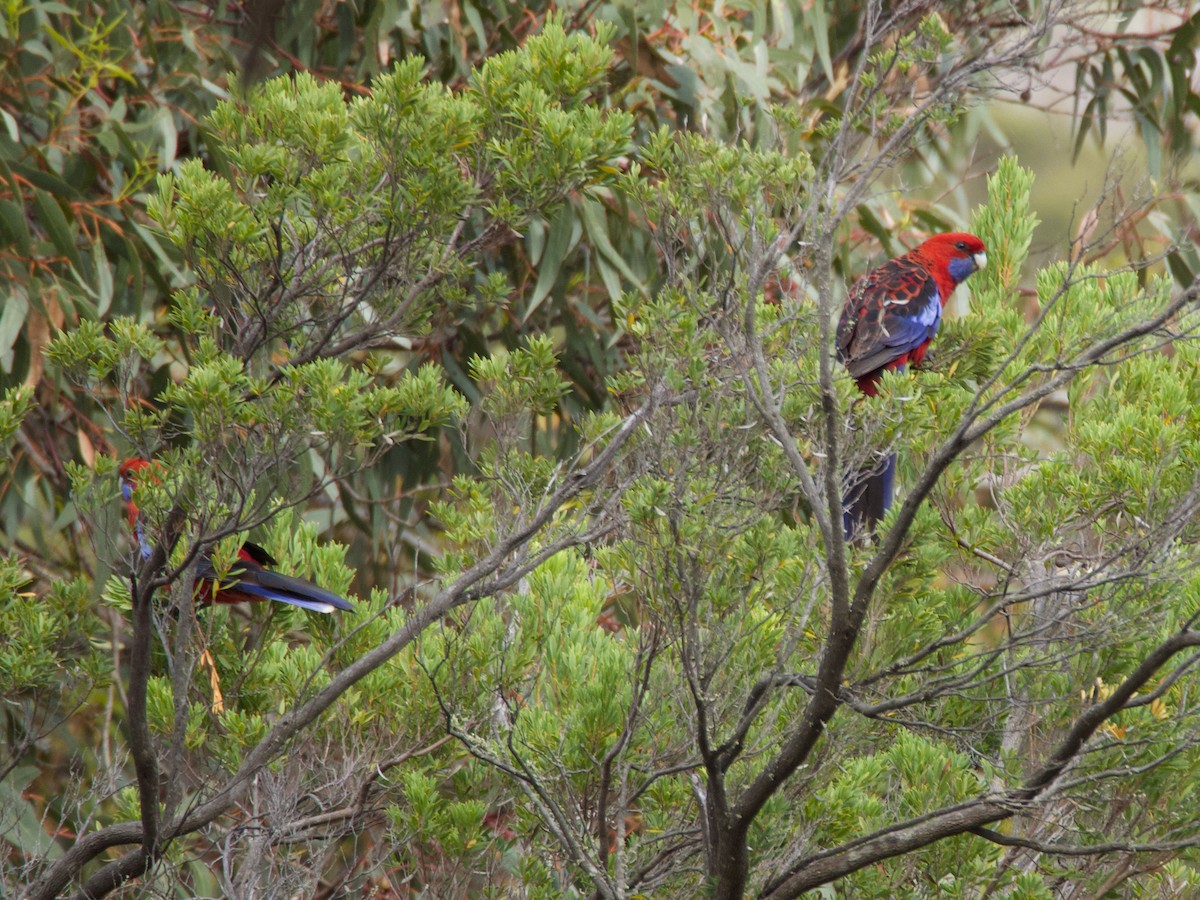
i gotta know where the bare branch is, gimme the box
[760,629,1200,898]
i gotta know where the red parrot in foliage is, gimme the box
[119,458,354,613]
[836,232,987,539]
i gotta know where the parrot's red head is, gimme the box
[119,457,157,529]
[118,457,152,479]
[912,232,988,294]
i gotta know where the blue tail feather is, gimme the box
[227,580,353,613]
[843,452,896,542]
[198,555,354,613]
[247,568,355,612]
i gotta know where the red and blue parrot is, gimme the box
[836,232,987,540]
[120,458,353,613]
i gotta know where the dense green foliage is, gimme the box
[3,1,1200,897]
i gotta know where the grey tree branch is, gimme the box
[760,629,1200,898]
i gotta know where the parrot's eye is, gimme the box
[955,240,969,251]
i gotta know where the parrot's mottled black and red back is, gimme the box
[837,252,945,381]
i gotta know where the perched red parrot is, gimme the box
[836,232,987,539]
[119,458,354,613]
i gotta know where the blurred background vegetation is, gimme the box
[2,0,1198,895]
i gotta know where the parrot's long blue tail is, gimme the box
[843,452,896,542]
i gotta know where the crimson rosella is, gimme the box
[836,232,987,540]
[119,458,353,613]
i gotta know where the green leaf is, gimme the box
[0,766,63,861]
[1166,250,1194,288]
[0,289,28,370]
[0,109,17,143]
[0,198,31,255]
[578,195,645,301]
[32,188,82,272]
[524,204,574,323]
[855,205,892,252]
[804,1,834,82]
